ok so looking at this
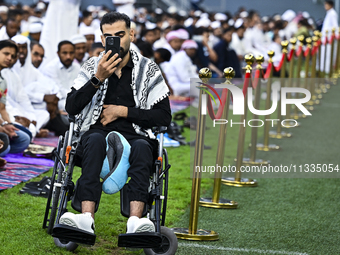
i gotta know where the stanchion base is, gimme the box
[305,105,314,111]
[221,177,258,187]
[269,131,292,139]
[199,197,238,209]
[312,94,323,100]
[172,228,219,241]
[292,113,307,119]
[256,143,280,151]
[306,99,320,105]
[279,121,300,128]
[242,157,270,166]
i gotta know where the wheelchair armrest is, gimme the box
[152,126,167,135]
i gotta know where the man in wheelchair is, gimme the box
[61,11,171,235]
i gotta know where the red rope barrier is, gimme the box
[296,45,303,57]
[206,86,228,120]
[287,49,294,62]
[311,45,318,56]
[323,36,328,45]
[264,62,272,79]
[252,69,261,89]
[243,72,251,96]
[273,53,286,72]
[304,47,310,57]
[330,34,336,44]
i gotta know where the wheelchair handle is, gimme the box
[68,115,76,123]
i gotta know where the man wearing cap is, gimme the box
[165,39,198,96]
[213,28,242,78]
[230,19,247,61]
[11,35,68,136]
[28,22,43,42]
[42,40,80,113]
[70,34,88,65]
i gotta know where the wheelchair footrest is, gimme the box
[118,232,162,248]
[52,224,96,245]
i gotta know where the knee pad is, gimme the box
[100,131,131,194]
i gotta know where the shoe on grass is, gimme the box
[59,212,95,234]
[126,216,155,233]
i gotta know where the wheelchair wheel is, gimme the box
[53,238,78,251]
[42,135,63,232]
[47,131,69,234]
[143,226,178,255]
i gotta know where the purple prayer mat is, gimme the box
[32,135,59,148]
[3,153,54,167]
[0,163,51,190]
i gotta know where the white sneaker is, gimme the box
[59,212,95,234]
[126,216,155,233]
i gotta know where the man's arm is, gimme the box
[0,102,18,138]
[65,81,98,115]
[100,97,172,128]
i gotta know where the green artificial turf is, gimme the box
[175,82,340,255]
[0,80,339,255]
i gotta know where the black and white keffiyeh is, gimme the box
[71,49,170,145]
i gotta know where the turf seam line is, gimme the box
[178,243,309,255]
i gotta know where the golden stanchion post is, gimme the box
[199,67,238,209]
[337,28,340,76]
[313,31,323,98]
[283,37,301,128]
[329,28,336,80]
[333,28,340,79]
[322,29,332,89]
[222,54,257,187]
[303,38,314,111]
[173,68,219,241]
[315,31,328,94]
[256,51,280,151]
[310,36,321,105]
[323,30,329,79]
[314,30,321,78]
[243,55,269,166]
[292,35,307,119]
[269,40,293,138]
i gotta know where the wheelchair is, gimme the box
[42,116,178,254]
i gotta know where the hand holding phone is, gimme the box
[94,36,122,82]
[105,36,120,61]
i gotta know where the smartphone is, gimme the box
[105,36,120,61]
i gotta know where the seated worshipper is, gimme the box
[89,42,104,58]
[31,42,45,69]
[0,40,30,156]
[3,47,48,138]
[42,40,80,113]
[60,12,171,235]
[28,22,43,42]
[164,40,198,96]
[192,27,222,78]
[70,34,87,65]
[79,25,95,60]
[213,27,242,78]
[154,48,172,94]
[11,35,68,136]
[0,18,19,40]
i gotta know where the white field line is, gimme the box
[178,243,308,255]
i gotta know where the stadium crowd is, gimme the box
[0,0,336,164]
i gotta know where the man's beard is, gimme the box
[120,46,129,59]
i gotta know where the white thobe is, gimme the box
[321,8,338,73]
[164,51,198,96]
[42,57,80,111]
